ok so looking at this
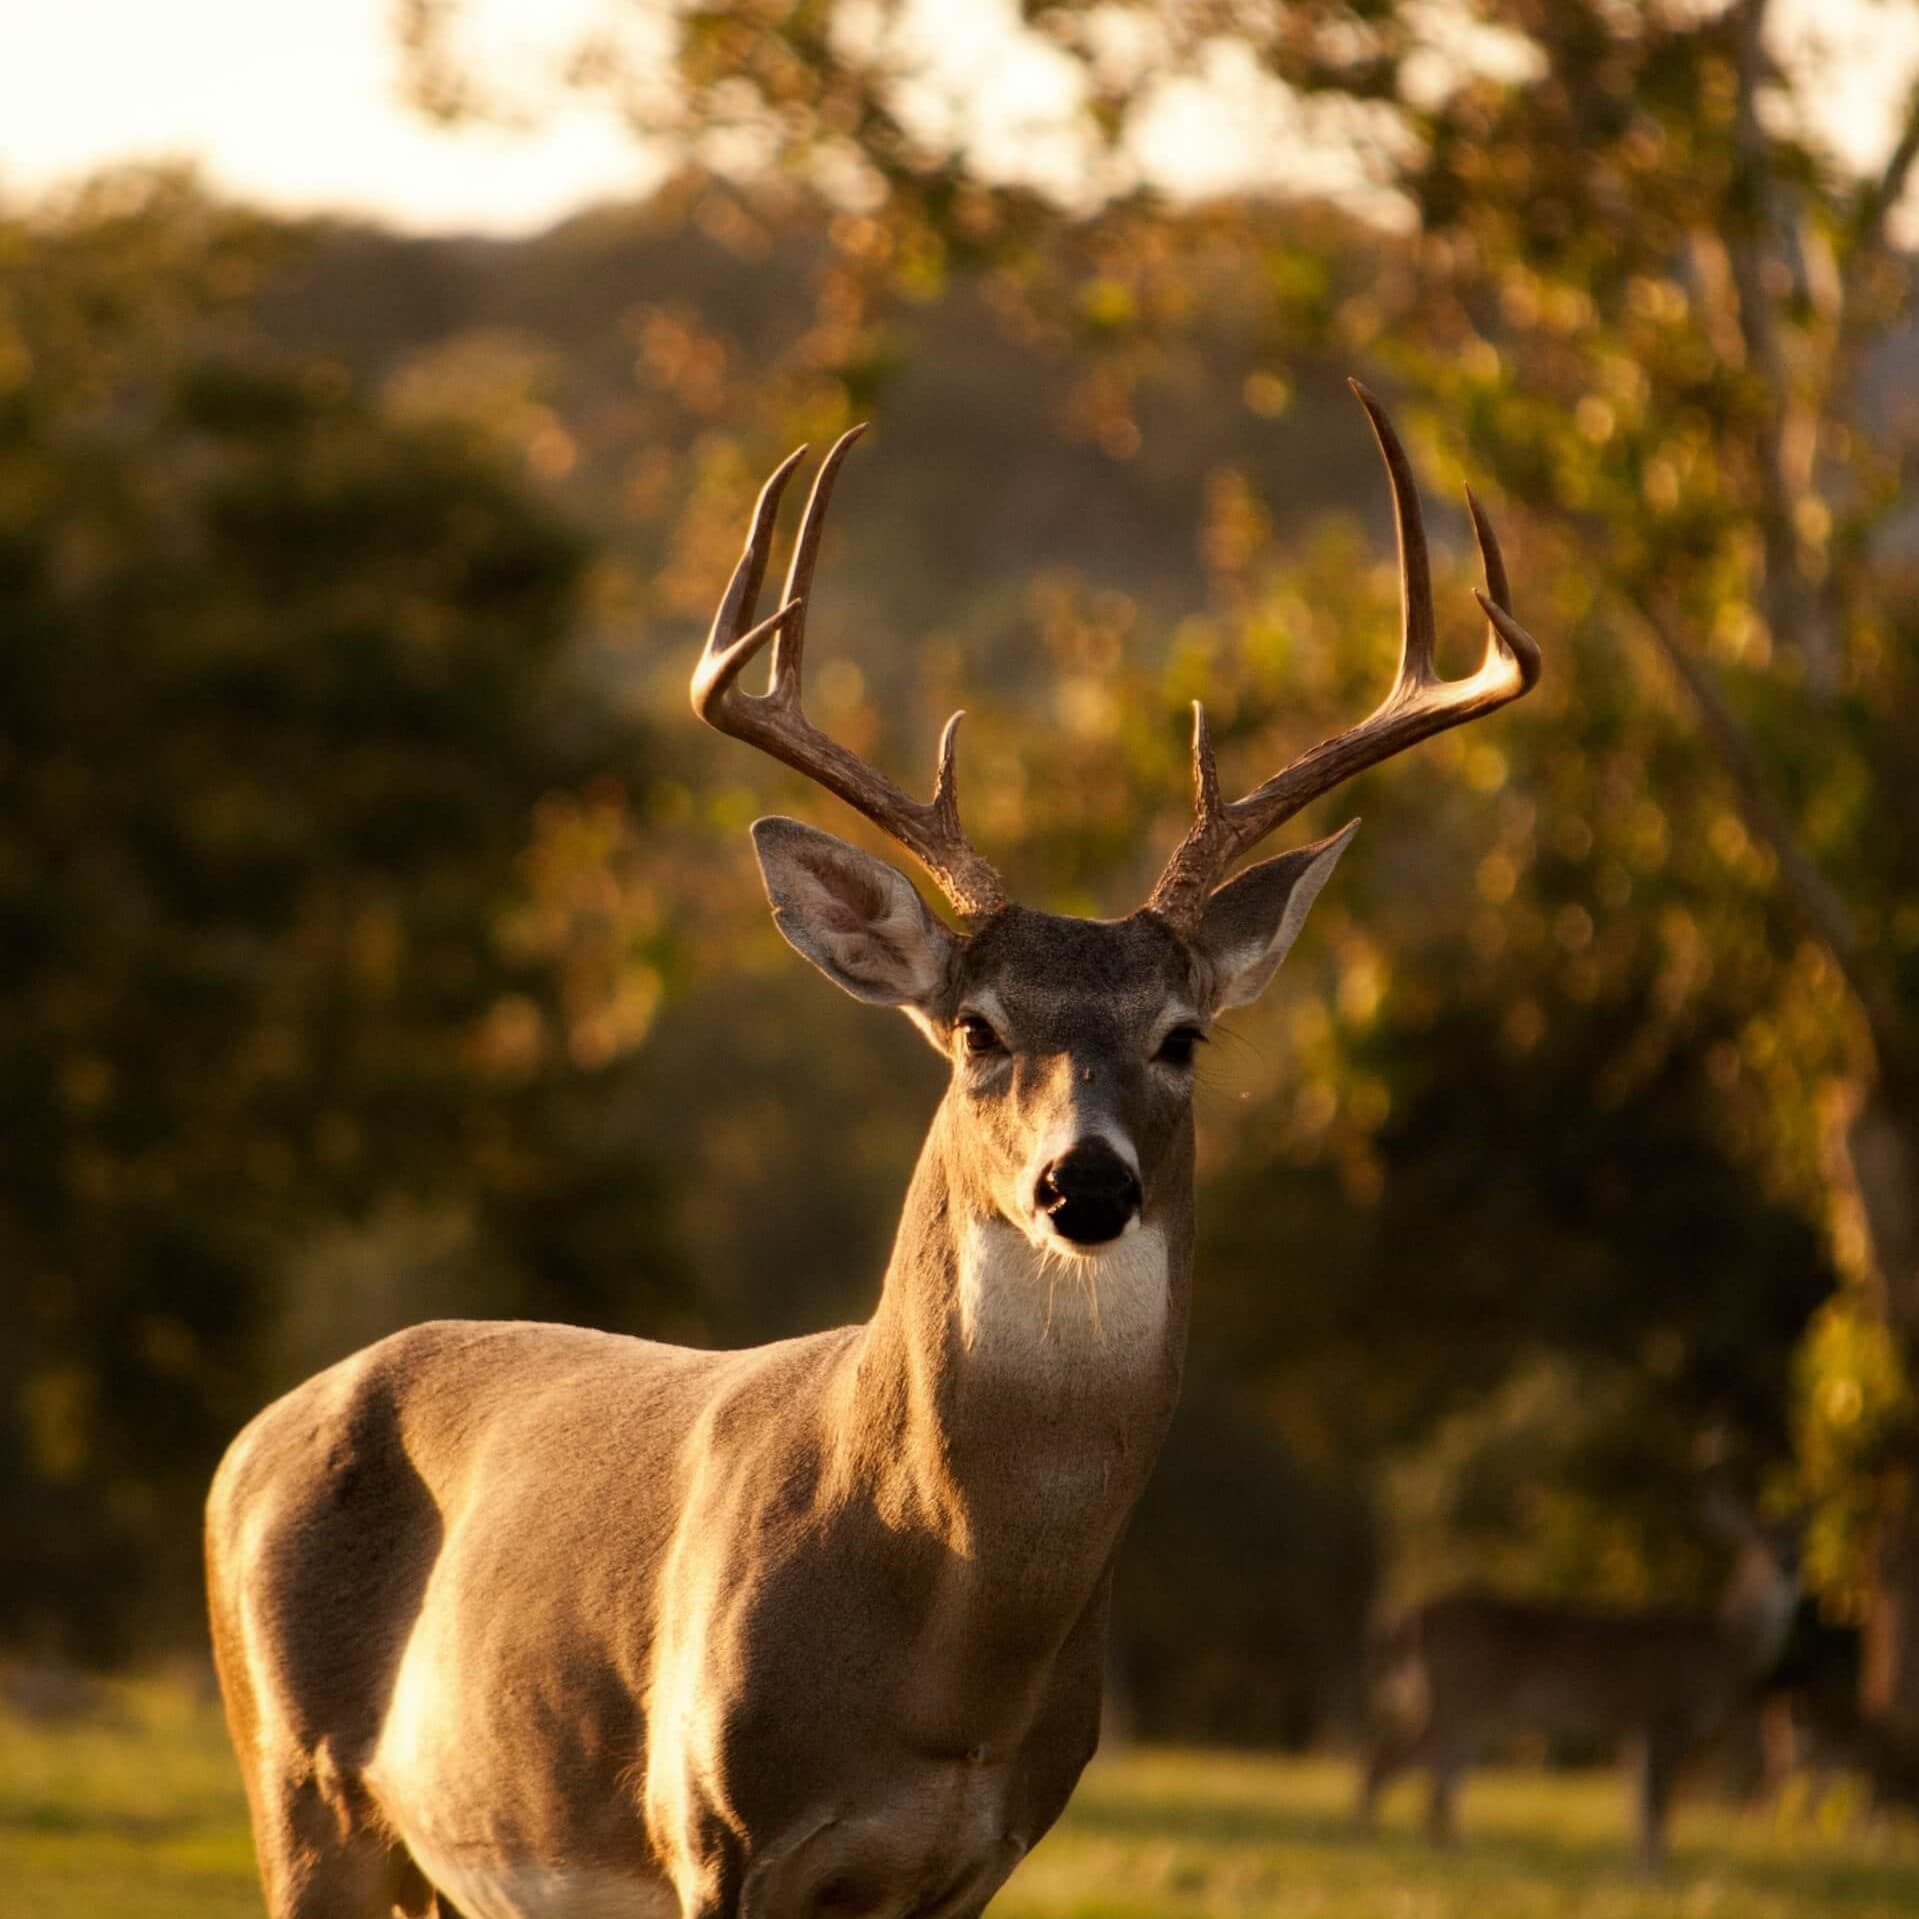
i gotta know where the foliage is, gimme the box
[1289,0,1919,1648]
[0,174,682,1655]
[1798,1299,1917,1609]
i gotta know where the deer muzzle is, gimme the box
[1033,1140,1142,1247]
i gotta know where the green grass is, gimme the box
[2,1684,1915,1916]
[0,1681,259,1919]
[997,1748,1919,1918]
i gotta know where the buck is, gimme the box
[206,385,1539,1919]
[1357,1505,1800,1868]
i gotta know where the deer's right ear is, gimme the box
[752,817,956,1014]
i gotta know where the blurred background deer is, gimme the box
[1359,1499,1798,1866]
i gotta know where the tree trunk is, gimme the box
[1835,1084,1919,1732]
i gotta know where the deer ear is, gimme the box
[751,817,955,1011]
[1193,821,1359,1013]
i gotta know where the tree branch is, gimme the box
[1723,0,1840,691]
[1856,79,1919,258]
[1634,599,1906,1066]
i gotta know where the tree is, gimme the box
[0,173,678,1653]
[1296,0,1919,1728]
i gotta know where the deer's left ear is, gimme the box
[1193,821,1359,1012]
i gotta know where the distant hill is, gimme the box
[251,184,1420,718]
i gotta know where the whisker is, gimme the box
[1084,1257,1105,1341]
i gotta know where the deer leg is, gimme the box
[1635,1730,1679,1872]
[243,1759,430,1918]
[222,1713,431,1919]
[1357,1723,1428,1828]
[1425,1734,1466,1847]
[1752,1694,1798,1814]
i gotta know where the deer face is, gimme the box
[938,907,1203,1251]
[752,817,1356,1255]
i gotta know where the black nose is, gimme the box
[1034,1140,1142,1246]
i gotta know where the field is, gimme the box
[3,1683,1917,1918]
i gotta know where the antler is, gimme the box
[1145,382,1542,930]
[692,426,1010,923]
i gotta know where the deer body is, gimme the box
[1359,1538,1798,1867]
[208,389,1539,1918]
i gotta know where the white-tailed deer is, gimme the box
[1358,1505,1799,1868]
[206,385,1539,1919]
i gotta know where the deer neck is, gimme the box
[1719,1544,1798,1675]
[845,1099,1191,1597]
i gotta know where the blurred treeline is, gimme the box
[7,0,1919,1743]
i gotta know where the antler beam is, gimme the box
[692,426,1009,923]
[1145,382,1542,931]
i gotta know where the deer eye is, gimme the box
[958,1014,1004,1058]
[1155,1025,1207,1068]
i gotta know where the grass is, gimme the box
[0,1680,259,1919]
[2,1683,1915,1917]
[997,1748,1919,1918]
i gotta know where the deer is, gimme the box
[1356,1503,1800,1869]
[205,383,1539,1919]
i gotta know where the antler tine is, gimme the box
[1189,700,1224,825]
[1465,485,1509,610]
[1467,485,1543,691]
[692,434,1009,924]
[1145,383,1542,931]
[770,423,867,698]
[692,445,808,720]
[1353,380,1440,695]
[930,709,968,831]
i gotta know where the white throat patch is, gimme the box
[957,1218,1168,1381]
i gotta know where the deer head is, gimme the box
[693,385,1540,1260]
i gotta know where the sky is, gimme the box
[3,0,1917,239]
[0,0,657,234]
